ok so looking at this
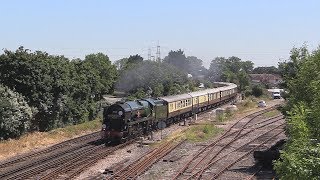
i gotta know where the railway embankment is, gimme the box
[0,118,101,161]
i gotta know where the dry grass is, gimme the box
[0,119,102,161]
[235,96,275,116]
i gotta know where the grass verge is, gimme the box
[261,109,281,118]
[0,119,102,161]
[184,124,222,142]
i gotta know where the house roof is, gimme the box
[249,74,282,81]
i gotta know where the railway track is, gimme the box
[173,105,284,179]
[0,132,102,180]
[196,124,284,179]
[41,140,134,180]
[106,139,186,180]
[0,131,100,169]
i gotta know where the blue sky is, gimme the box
[1,0,319,67]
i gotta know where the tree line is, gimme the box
[0,47,117,139]
[0,47,277,140]
[115,49,271,99]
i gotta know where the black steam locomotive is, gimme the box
[101,82,237,144]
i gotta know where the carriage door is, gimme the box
[193,97,199,113]
[196,97,199,112]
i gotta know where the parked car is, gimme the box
[272,90,281,99]
[258,100,267,107]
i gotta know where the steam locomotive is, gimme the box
[101,82,237,144]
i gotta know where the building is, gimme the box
[249,74,283,86]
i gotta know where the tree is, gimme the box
[252,66,279,74]
[206,56,253,91]
[251,85,263,97]
[83,53,118,99]
[116,60,189,98]
[0,84,33,139]
[241,61,254,73]
[152,83,164,97]
[186,56,206,77]
[274,45,320,179]
[114,58,128,71]
[278,44,309,88]
[127,54,143,64]
[163,49,189,72]
[206,57,225,82]
[237,70,250,91]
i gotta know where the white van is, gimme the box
[272,90,281,99]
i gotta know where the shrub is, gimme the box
[251,85,263,97]
[0,84,34,139]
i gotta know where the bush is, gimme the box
[274,45,320,179]
[251,85,263,97]
[274,104,320,179]
[0,84,34,139]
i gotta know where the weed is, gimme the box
[216,114,225,122]
[185,124,221,142]
[262,110,280,118]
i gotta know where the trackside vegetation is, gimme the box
[185,124,222,142]
[274,45,320,179]
[0,118,101,160]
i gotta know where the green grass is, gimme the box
[185,124,222,142]
[216,109,235,122]
[50,118,102,138]
[237,97,258,111]
[262,110,280,118]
